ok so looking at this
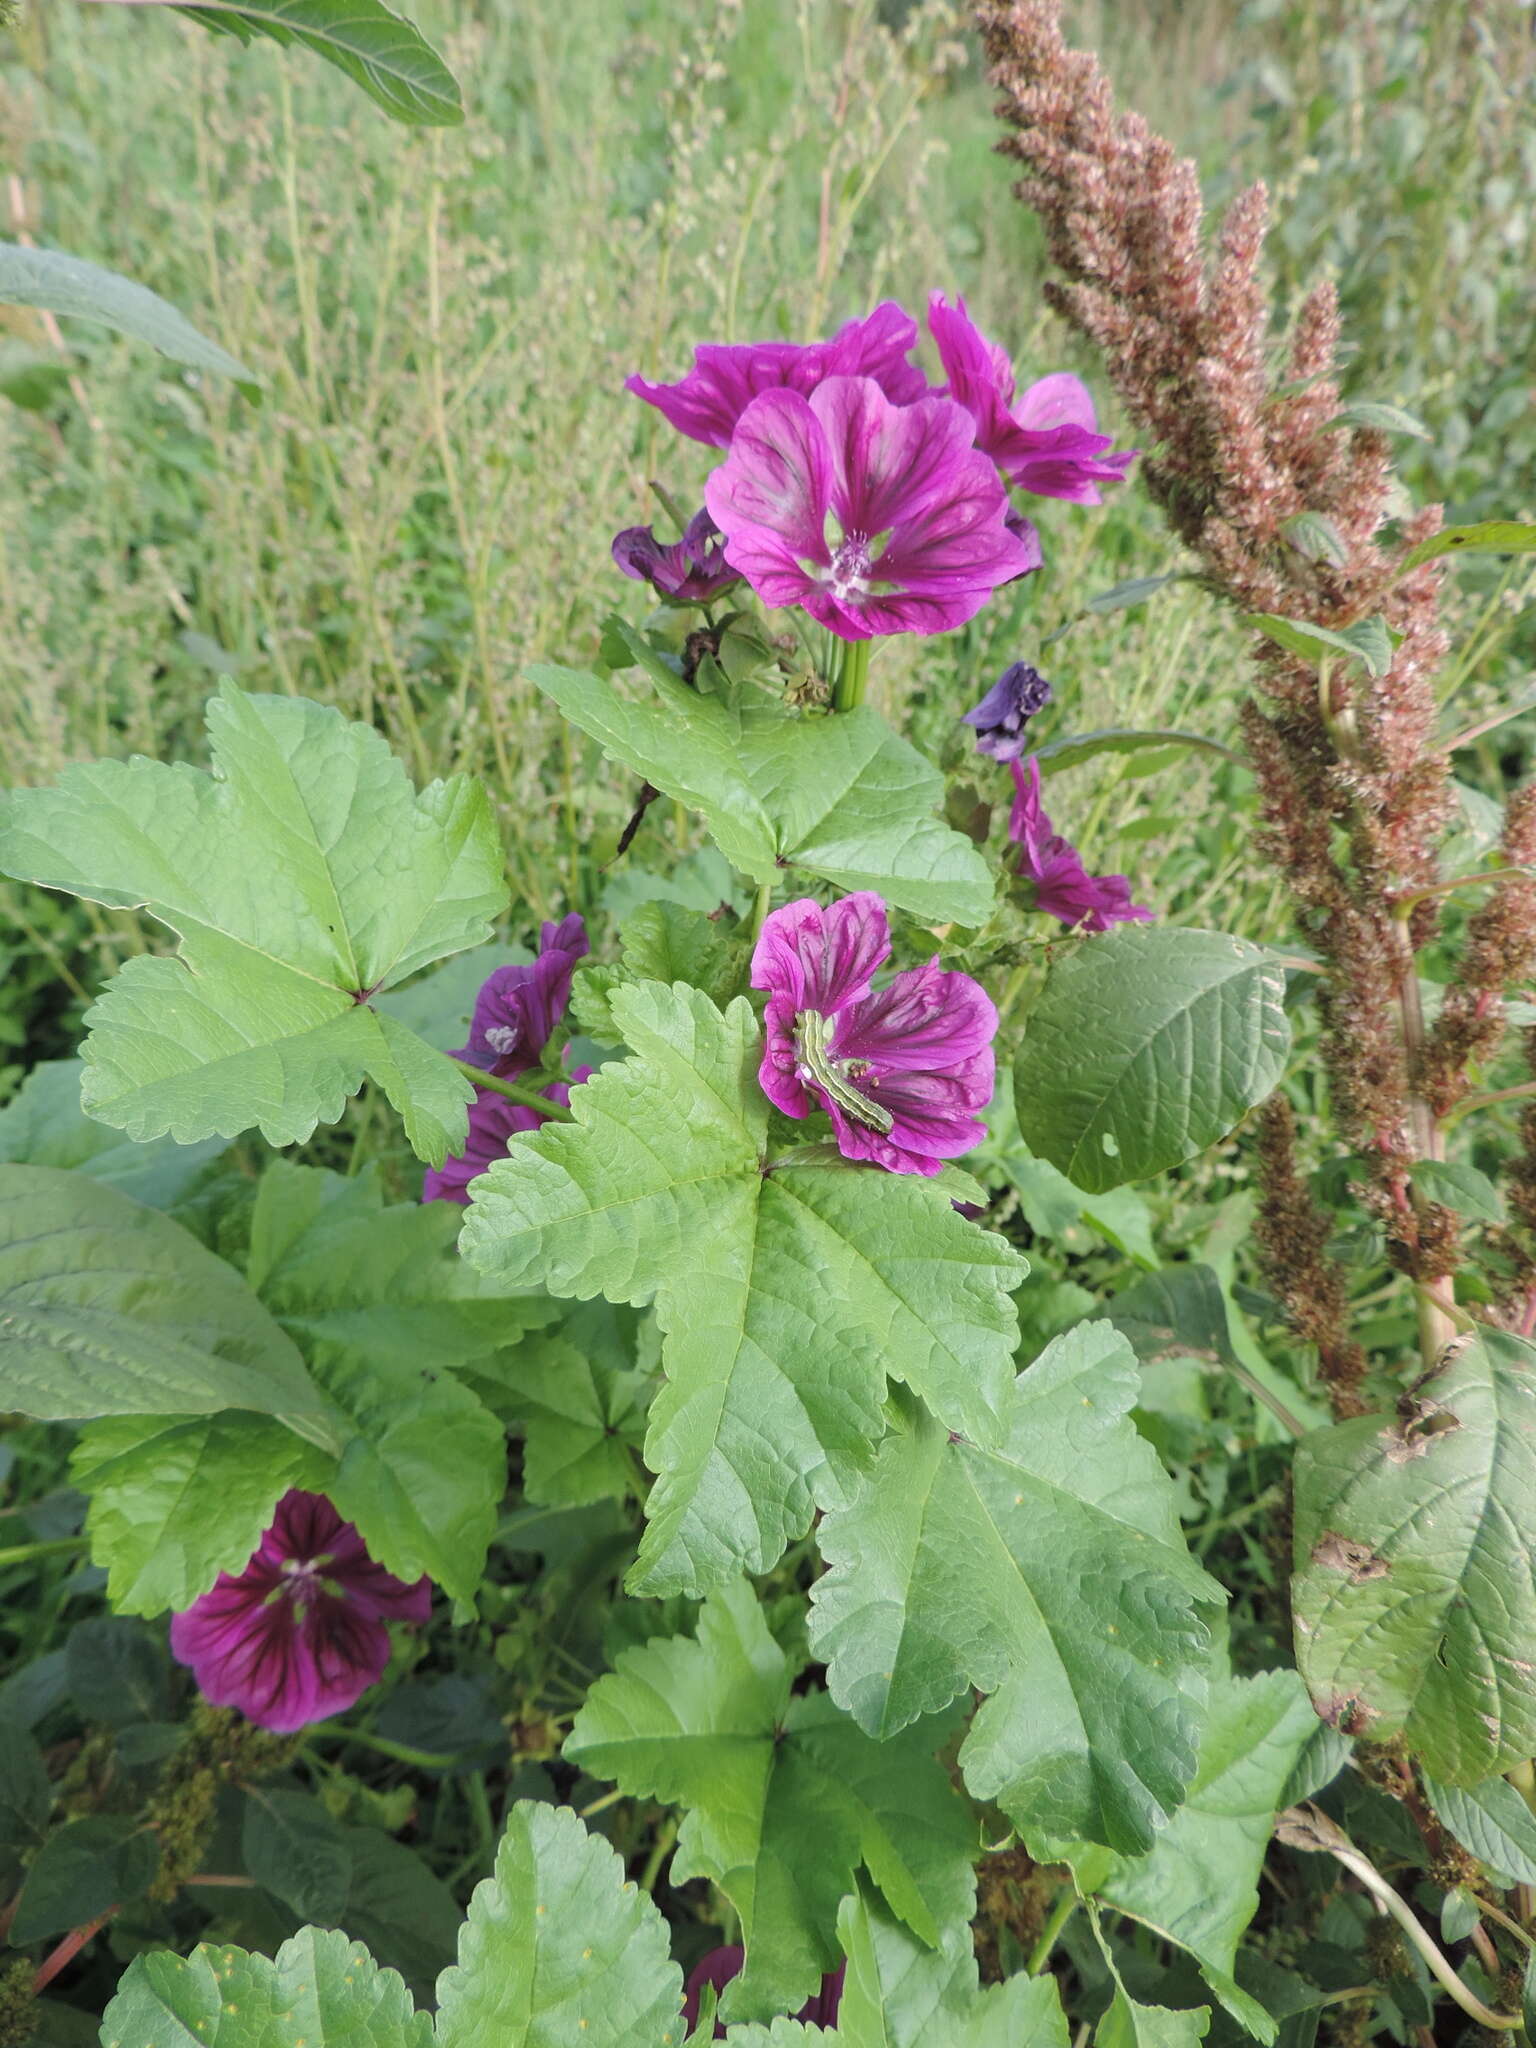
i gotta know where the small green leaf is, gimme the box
[810,1326,1221,1858]
[1402,520,1536,571]
[169,0,463,126]
[1281,511,1348,569]
[0,1164,332,1437]
[0,240,254,380]
[0,1059,224,1207]
[462,981,1025,1596]
[0,1721,51,1887]
[533,644,994,926]
[1421,1771,1536,1885]
[1410,1158,1505,1225]
[73,1412,332,1616]
[1293,1327,1536,1780]
[10,1816,160,1943]
[1014,927,1290,1194]
[1095,1993,1210,2048]
[565,1582,976,2023]
[102,1928,431,2048]
[832,1887,1070,2048]
[241,1789,353,1924]
[64,1617,169,1728]
[1241,612,1395,678]
[1031,730,1244,776]
[1083,573,1185,614]
[1325,401,1431,440]
[0,686,506,1164]
[435,1802,683,2048]
[1439,1887,1479,1944]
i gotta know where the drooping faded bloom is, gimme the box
[626,301,929,448]
[751,892,996,1177]
[928,294,1136,503]
[963,661,1053,760]
[169,1491,430,1734]
[706,376,1036,641]
[611,510,741,606]
[682,1947,845,2036]
[424,916,588,1204]
[1009,756,1153,931]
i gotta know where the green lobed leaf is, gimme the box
[0,240,254,380]
[435,1802,683,2048]
[0,1058,224,1208]
[168,0,464,126]
[1014,927,1290,1194]
[1061,1668,1318,2044]
[101,1927,432,2048]
[482,1329,650,1509]
[0,684,506,1165]
[565,1580,977,2023]
[0,1164,332,1438]
[462,981,1024,1596]
[1292,1327,1536,1781]
[1421,1771,1536,1886]
[532,650,994,926]
[72,1410,332,1615]
[1402,520,1536,571]
[810,1326,1221,1858]
[1241,613,1394,678]
[1095,1994,1210,2048]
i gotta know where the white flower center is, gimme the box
[484,1023,521,1057]
[827,534,874,601]
[794,1009,893,1135]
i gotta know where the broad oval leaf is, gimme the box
[0,684,506,1165]
[435,1802,683,2048]
[1422,1771,1536,1887]
[0,1164,333,1441]
[1014,926,1289,1194]
[1292,1327,1536,1781]
[531,652,994,926]
[1403,520,1536,571]
[1241,612,1394,679]
[0,240,253,381]
[166,0,462,126]
[809,1324,1222,1859]
[1032,730,1243,777]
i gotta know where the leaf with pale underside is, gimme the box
[809,1325,1221,1859]
[0,1164,332,1441]
[1292,1327,1536,1781]
[0,240,254,380]
[166,0,463,126]
[532,643,993,926]
[0,685,505,1165]
[460,980,1025,1596]
[565,1581,976,2025]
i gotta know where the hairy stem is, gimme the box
[449,1056,575,1122]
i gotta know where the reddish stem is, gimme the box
[32,1907,118,1994]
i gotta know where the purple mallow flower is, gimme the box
[682,1947,845,2036]
[626,301,929,449]
[751,892,996,1178]
[705,375,1035,642]
[169,1491,430,1734]
[963,662,1053,761]
[928,294,1136,504]
[1008,756,1153,932]
[612,510,741,606]
[424,915,588,1205]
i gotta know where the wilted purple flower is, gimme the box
[424,916,589,1204]
[751,892,996,1177]
[626,301,928,448]
[705,376,1035,641]
[454,914,587,1079]
[169,1491,430,1734]
[1009,756,1154,932]
[682,1947,845,2036]
[928,294,1136,504]
[963,662,1053,761]
[611,510,741,606]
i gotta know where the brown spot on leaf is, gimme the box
[1316,1691,1380,1735]
[1311,1530,1390,1582]
[1381,1392,1461,1463]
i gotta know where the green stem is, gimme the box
[308,1727,463,1771]
[1444,1080,1536,1124]
[832,635,873,712]
[750,876,775,942]
[0,1535,89,1569]
[1026,1887,1078,1975]
[449,1056,575,1122]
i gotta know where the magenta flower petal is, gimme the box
[1008,757,1154,932]
[751,893,995,1176]
[707,375,1033,641]
[627,302,925,448]
[457,914,588,1078]
[927,294,1136,504]
[963,662,1053,761]
[169,1491,430,1735]
[681,1947,845,2037]
[612,510,741,605]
